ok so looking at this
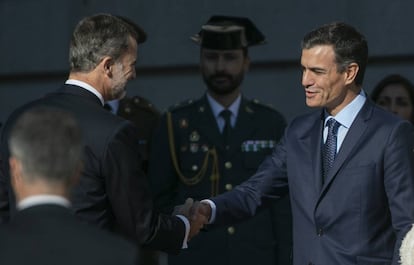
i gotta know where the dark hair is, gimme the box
[371,74,414,102]
[69,13,139,72]
[371,74,414,122]
[301,22,368,86]
[8,107,82,184]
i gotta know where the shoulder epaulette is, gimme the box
[131,95,153,108]
[168,99,197,112]
[122,95,160,113]
[250,98,277,111]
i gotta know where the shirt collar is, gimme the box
[65,79,105,106]
[206,93,241,119]
[105,99,120,114]
[325,90,367,128]
[18,195,71,211]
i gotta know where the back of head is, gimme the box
[301,22,368,86]
[191,15,266,51]
[69,13,146,73]
[8,107,82,185]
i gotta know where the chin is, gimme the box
[305,100,319,108]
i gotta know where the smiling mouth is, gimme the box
[305,89,318,97]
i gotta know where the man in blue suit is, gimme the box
[190,22,414,265]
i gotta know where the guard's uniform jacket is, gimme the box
[148,95,292,265]
[117,96,160,173]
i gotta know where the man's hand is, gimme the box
[195,201,212,222]
[173,198,209,240]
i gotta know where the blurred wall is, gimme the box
[1,0,414,124]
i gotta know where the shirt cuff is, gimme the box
[176,215,189,248]
[201,199,216,224]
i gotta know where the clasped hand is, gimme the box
[173,198,211,240]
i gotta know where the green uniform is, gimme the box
[149,95,292,265]
[116,95,160,173]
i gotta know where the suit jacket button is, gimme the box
[224,161,232,169]
[317,228,323,236]
[227,226,235,235]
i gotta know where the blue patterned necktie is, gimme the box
[220,109,232,145]
[323,118,341,182]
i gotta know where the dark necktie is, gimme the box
[322,118,341,181]
[220,109,232,145]
[104,103,112,112]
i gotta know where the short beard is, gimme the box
[203,72,244,95]
[110,83,127,100]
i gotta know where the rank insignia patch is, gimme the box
[190,131,200,142]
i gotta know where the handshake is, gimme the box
[173,198,212,240]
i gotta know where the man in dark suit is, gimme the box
[148,15,292,265]
[0,13,206,254]
[105,96,162,265]
[191,22,414,265]
[0,107,138,265]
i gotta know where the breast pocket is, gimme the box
[243,151,268,169]
[241,140,275,169]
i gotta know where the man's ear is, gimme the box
[9,156,22,192]
[101,57,114,77]
[344,62,359,85]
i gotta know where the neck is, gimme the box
[15,180,69,203]
[207,89,241,108]
[68,71,104,96]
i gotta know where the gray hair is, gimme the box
[8,107,82,184]
[69,13,139,72]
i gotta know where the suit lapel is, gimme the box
[300,112,325,193]
[319,100,372,196]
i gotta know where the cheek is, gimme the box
[325,78,343,99]
[127,69,133,77]
[227,62,243,73]
[201,65,213,76]
[402,106,413,115]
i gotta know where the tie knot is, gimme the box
[326,118,340,134]
[104,103,112,111]
[220,109,232,121]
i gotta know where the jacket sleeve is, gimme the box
[103,121,185,254]
[147,113,179,214]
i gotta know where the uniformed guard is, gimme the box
[105,95,160,173]
[148,15,292,265]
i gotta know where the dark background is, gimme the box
[2,0,414,123]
